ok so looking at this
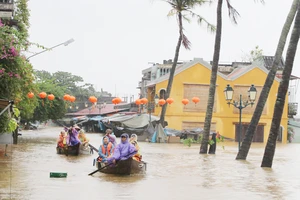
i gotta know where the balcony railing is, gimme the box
[288,102,298,116]
[0,1,14,18]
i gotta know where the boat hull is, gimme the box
[56,143,80,156]
[96,158,147,175]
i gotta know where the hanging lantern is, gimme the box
[89,96,97,103]
[166,98,174,105]
[112,98,117,104]
[63,94,70,101]
[116,97,122,104]
[39,92,47,106]
[47,94,55,101]
[182,99,189,105]
[158,99,166,106]
[192,97,200,105]
[39,92,47,99]
[27,92,34,99]
[135,99,141,105]
[69,96,76,102]
[140,98,148,105]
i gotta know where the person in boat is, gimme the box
[78,129,89,147]
[129,134,142,161]
[106,133,137,164]
[67,125,81,147]
[98,136,114,163]
[105,128,117,147]
[57,131,66,148]
[208,132,217,154]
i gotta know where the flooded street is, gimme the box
[0,126,300,200]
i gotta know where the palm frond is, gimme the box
[167,8,178,17]
[187,10,216,32]
[182,33,191,50]
[225,0,240,24]
[182,14,192,23]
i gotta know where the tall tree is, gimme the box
[159,0,215,126]
[236,0,299,160]
[261,4,300,168]
[200,0,239,154]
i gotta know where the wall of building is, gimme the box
[151,62,288,143]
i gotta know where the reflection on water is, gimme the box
[0,127,299,200]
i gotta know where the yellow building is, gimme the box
[145,58,288,143]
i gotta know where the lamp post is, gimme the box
[97,102,106,114]
[224,84,257,150]
[148,94,159,122]
[26,38,75,60]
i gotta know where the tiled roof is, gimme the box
[263,56,285,70]
[66,103,129,116]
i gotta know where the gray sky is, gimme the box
[27,0,300,103]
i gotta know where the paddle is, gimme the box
[88,144,98,152]
[88,162,114,176]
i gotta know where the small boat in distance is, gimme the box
[96,158,147,175]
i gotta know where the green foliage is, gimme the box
[250,45,264,62]
[183,135,203,147]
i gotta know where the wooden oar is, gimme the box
[88,144,98,152]
[88,162,113,176]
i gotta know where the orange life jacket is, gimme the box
[58,135,64,148]
[101,142,113,156]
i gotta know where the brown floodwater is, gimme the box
[0,126,299,200]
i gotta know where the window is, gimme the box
[183,84,217,112]
[159,89,166,100]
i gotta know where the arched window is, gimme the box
[159,89,166,100]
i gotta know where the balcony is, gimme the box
[0,1,14,18]
[288,102,298,117]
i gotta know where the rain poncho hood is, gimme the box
[107,133,137,162]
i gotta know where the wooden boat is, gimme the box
[56,143,80,156]
[96,158,147,175]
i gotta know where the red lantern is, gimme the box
[27,92,34,99]
[39,92,47,99]
[89,96,97,103]
[135,99,141,105]
[47,94,55,101]
[63,94,70,101]
[166,98,174,105]
[112,98,117,104]
[140,98,148,104]
[69,96,76,102]
[182,99,189,105]
[192,97,200,104]
[158,99,166,106]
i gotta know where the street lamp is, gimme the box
[26,38,75,60]
[224,84,257,150]
[97,102,106,114]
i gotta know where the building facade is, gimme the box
[142,58,289,143]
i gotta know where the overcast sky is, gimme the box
[27,0,300,103]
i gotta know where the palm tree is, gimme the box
[261,4,300,168]
[236,0,299,160]
[200,0,239,154]
[159,0,215,126]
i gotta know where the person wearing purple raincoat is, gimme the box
[67,125,81,146]
[107,133,137,164]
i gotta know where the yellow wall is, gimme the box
[151,63,288,143]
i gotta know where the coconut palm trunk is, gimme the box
[160,12,183,126]
[199,0,223,154]
[236,0,299,160]
[261,4,300,168]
